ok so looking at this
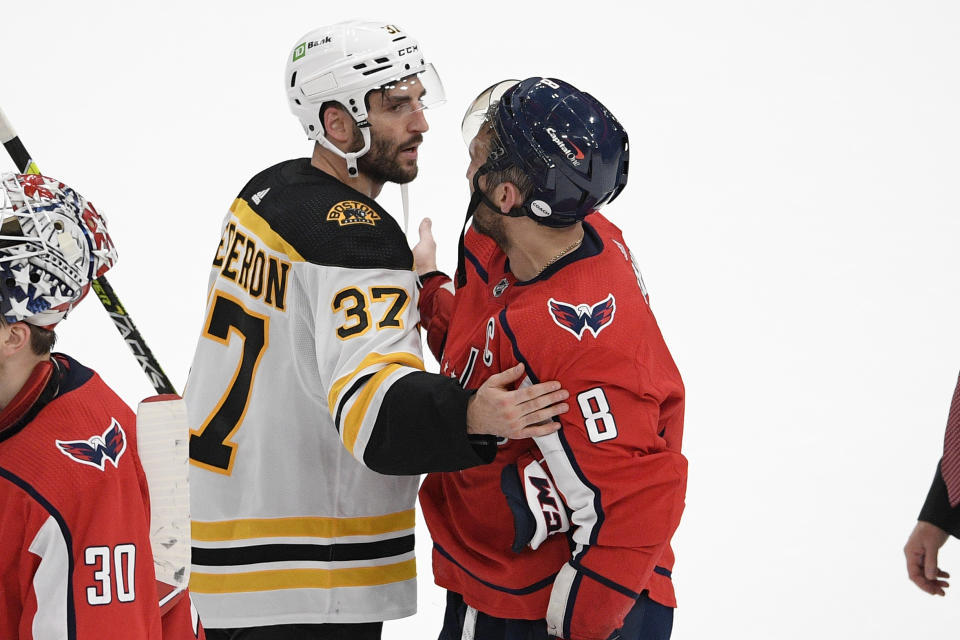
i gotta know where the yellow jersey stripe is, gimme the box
[192,510,415,542]
[342,363,405,454]
[327,352,425,413]
[190,559,416,593]
[231,198,306,262]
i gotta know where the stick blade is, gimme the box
[137,394,192,589]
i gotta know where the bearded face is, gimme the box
[353,125,423,185]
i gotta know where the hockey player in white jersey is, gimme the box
[184,21,570,640]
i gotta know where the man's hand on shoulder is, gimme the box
[905,520,951,595]
[466,364,569,439]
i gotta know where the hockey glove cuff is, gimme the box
[500,448,570,552]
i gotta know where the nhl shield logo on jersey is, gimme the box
[547,294,616,340]
[55,417,127,471]
[327,200,381,226]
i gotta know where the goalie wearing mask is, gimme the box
[0,173,203,639]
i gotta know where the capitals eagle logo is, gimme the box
[548,294,616,340]
[55,418,127,471]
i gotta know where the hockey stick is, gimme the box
[0,106,177,395]
[137,395,192,604]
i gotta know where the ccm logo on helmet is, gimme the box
[397,45,420,56]
[545,127,583,166]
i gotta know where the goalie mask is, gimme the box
[286,20,446,177]
[0,173,117,328]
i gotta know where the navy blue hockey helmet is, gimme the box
[463,77,630,228]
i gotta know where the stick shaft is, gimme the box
[0,106,177,394]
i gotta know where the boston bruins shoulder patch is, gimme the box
[327,200,381,226]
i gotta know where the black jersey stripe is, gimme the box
[570,558,641,599]
[0,467,77,640]
[463,247,489,283]
[563,568,584,640]
[192,534,415,567]
[334,372,375,434]
[434,543,556,595]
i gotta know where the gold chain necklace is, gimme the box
[536,232,584,276]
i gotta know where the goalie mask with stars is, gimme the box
[0,173,117,328]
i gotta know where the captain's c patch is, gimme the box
[327,200,381,227]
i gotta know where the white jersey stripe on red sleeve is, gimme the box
[545,562,578,638]
[533,430,600,546]
[28,514,71,640]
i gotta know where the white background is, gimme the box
[3,1,960,637]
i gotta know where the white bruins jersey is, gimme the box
[184,159,493,628]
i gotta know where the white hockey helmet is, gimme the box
[285,20,445,176]
[0,173,117,328]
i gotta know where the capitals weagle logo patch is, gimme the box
[55,418,127,471]
[327,200,381,227]
[548,294,616,340]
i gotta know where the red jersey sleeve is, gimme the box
[538,340,687,640]
[418,271,455,361]
[160,587,205,639]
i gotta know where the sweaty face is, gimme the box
[358,80,430,185]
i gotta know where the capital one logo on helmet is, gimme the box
[544,128,582,167]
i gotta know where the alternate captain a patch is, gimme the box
[327,200,381,226]
[548,294,616,340]
[56,418,128,471]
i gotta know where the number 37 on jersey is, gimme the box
[189,284,411,473]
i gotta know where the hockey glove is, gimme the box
[500,448,570,552]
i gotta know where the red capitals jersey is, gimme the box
[0,355,202,640]
[419,214,687,640]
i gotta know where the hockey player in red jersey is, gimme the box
[414,79,687,640]
[0,173,203,639]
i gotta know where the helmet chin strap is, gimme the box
[315,127,372,177]
[315,127,414,234]
[454,165,526,288]
[455,187,484,289]
[400,183,409,234]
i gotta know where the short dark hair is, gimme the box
[477,119,534,201]
[319,79,414,135]
[0,315,56,356]
[29,325,56,356]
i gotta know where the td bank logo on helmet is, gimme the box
[293,36,333,61]
[545,128,583,166]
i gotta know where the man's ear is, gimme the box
[322,105,356,146]
[0,322,31,357]
[494,182,524,214]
